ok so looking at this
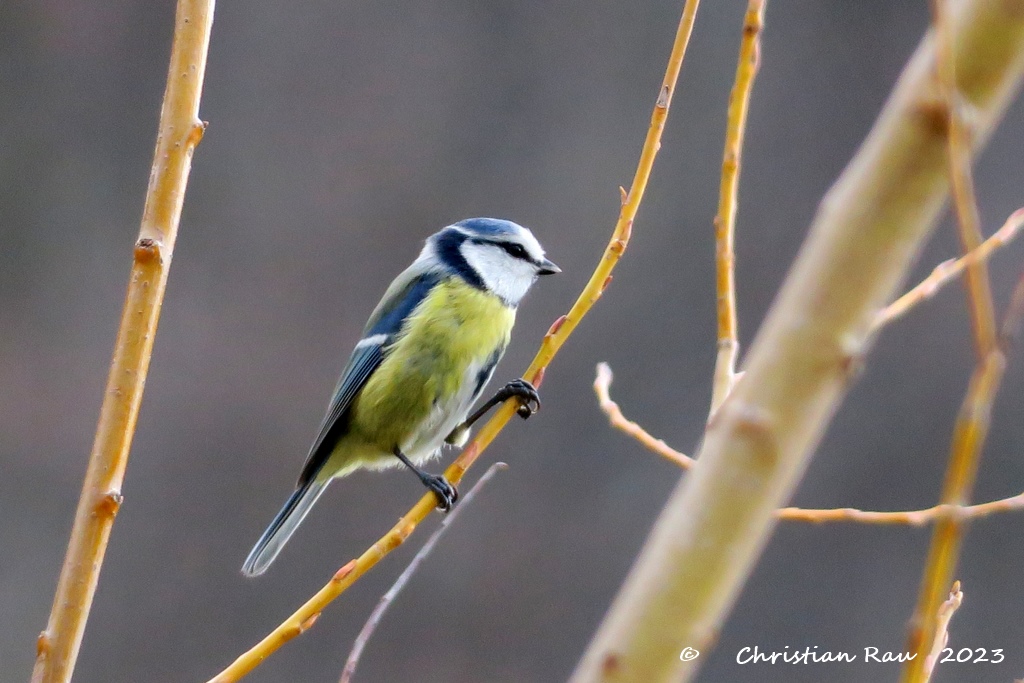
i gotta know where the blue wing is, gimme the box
[296,270,442,486]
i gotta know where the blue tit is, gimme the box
[242,217,560,576]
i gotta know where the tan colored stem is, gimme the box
[339,463,506,683]
[710,0,765,415]
[777,492,1024,524]
[204,3,702,681]
[874,208,1024,329]
[571,2,1024,681]
[594,363,693,468]
[902,277,1024,682]
[934,1,998,358]
[594,361,1024,525]
[30,3,213,682]
[901,3,1003,680]
[922,582,964,682]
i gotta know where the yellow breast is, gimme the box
[350,278,515,450]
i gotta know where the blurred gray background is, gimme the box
[3,1,1024,682]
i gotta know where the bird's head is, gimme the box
[424,218,560,306]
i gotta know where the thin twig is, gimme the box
[902,275,1024,680]
[31,3,213,682]
[902,2,1002,679]
[204,3,701,680]
[593,363,693,469]
[922,581,964,683]
[593,361,1024,525]
[874,208,1024,330]
[776,492,1024,524]
[935,9,998,357]
[709,0,765,415]
[340,463,507,683]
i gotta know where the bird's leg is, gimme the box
[447,379,541,448]
[393,447,458,512]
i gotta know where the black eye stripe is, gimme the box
[470,237,532,262]
[503,242,528,259]
[498,242,530,260]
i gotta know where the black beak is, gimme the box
[537,258,561,275]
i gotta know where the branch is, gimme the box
[934,1,998,357]
[571,2,1024,680]
[339,463,506,683]
[709,0,765,415]
[901,1,1004,678]
[776,492,1024,524]
[204,2,702,680]
[902,272,1024,681]
[31,3,213,682]
[593,362,1024,525]
[873,207,1024,330]
[922,581,964,683]
[593,363,693,469]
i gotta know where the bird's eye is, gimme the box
[502,243,529,260]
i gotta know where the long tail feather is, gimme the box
[241,479,328,577]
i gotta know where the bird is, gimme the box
[241,217,560,576]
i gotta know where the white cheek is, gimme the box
[461,243,537,305]
[488,259,537,304]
